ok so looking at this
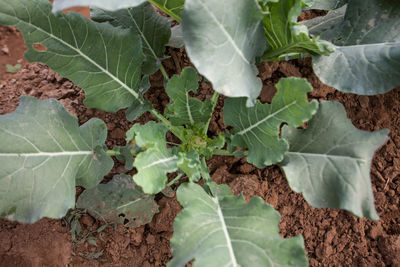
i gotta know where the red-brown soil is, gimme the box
[0,11,400,267]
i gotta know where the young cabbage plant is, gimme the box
[0,0,391,266]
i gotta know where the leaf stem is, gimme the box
[159,64,170,81]
[203,91,220,135]
[167,173,184,187]
[212,149,248,157]
[106,150,120,156]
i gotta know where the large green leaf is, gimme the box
[127,122,179,194]
[91,2,171,75]
[182,0,265,105]
[169,182,308,267]
[0,0,145,113]
[224,78,318,168]
[281,101,389,220]
[77,174,158,227]
[52,0,146,12]
[261,0,334,61]
[312,0,400,95]
[0,96,113,223]
[148,0,185,23]
[165,67,212,127]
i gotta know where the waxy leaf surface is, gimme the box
[182,0,265,105]
[281,101,389,220]
[312,0,400,95]
[0,0,144,113]
[127,122,179,194]
[165,67,212,127]
[92,2,171,74]
[261,0,334,61]
[224,78,318,167]
[77,174,158,227]
[169,182,308,267]
[304,0,347,10]
[0,97,113,223]
[52,0,146,12]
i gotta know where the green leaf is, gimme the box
[91,2,171,75]
[302,5,346,36]
[169,182,308,267]
[312,0,400,95]
[0,0,145,113]
[125,76,152,121]
[165,67,212,127]
[304,0,347,10]
[261,0,335,61]
[281,101,389,220]
[6,64,22,73]
[224,78,318,168]
[148,0,185,23]
[112,145,135,170]
[182,0,265,105]
[176,150,202,182]
[52,0,146,12]
[76,174,159,227]
[128,122,179,194]
[0,96,113,223]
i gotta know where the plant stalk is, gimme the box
[159,64,170,81]
[167,173,184,187]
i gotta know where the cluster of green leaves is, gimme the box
[0,0,396,265]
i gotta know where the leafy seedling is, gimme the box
[5,63,21,73]
[0,0,393,266]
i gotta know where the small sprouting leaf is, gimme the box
[0,96,113,223]
[224,78,318,168]
[77,174,159,227]
[6,64,21,73]
[182,0,265,105]
[176,150,202,182]
[169,182,308,267]
[112,145,135,171]
[52,0,146,12]
[0,0,145,113]
[281,101,389,220]
[149,0,185,22]
[312,0,400,95]
[165,67,212,128]
[261,0,335,61]
[92,2,171,75]
[128,122,179,194]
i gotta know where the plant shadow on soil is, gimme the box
[0,17,400,267]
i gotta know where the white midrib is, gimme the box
[286,151,365,162]
[237,101,297,135]
[0,151,93,157]
[8,12,141,101]
[128,10,158,60]
[197,0,250,65]
[214,197,238,267]
[142,156,178,169]
[186,92,194,125]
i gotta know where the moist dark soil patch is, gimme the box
[0,18,399,267]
